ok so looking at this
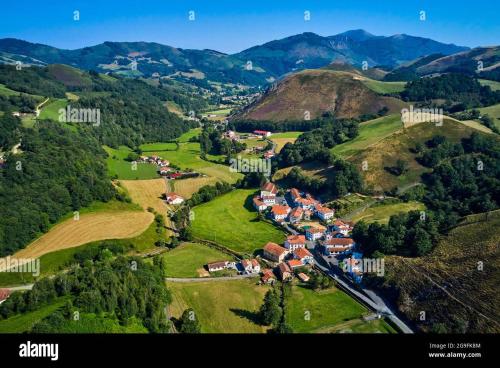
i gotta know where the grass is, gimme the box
[168,279,270,333]
[104,145,159,180]
[347,119,484,193]
[43,314,148,333]
[361,79,406,94]
[328,193,375,218]
[191,189,286,254]
[331,114,403,158]
[285,284,371,333]
[270,131,302,152]
[162,242,236,278]
[204,108,232,116]
[0,297,69,333]
[140,139,242,184]
[177,128,201,143]
[165,101,184,116]
[38,98,68,121]
[350,200,426,224]
[477,103,500,130]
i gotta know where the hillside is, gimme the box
[236,70,407,121]
[343,119,490,193]
[384,46,500,81]
[377,210,500,333]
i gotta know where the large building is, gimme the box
[263,242,289,263]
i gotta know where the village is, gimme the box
[164,178,365,285]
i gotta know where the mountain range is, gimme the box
[0,30,470,86]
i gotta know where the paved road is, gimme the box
[166,273,259,283]
[313,255,413,333]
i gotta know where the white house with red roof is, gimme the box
[253,197,268,212]
[315,205,335,222]
[293,247,314,265]
[284,234,306,251]
[165,192,184,205]
[261,195,276,206]
[321,238,355,256]
[289,207,304,223]
[271,204,291,221]
[240,258,261,274]
[333,220,353,236]
[260,182,277,197]
[305,227,324,241]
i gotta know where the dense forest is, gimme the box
[400,73,500,112]
[0,120,115,256]
[276,119,359,168]
[199,125,246,157]
[0,252,172,333]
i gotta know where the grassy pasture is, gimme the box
[191,189,286,254]
[331,114,403,158]
[168,279,270,333]
[477,103,500,130]
[285,285,372,333]
[360,79,406,94]
[350,200,426,224]
[104,145,159,180]
[162,242,236,278]
[38,98,68,121]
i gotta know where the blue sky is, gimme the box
[1,0,498,53]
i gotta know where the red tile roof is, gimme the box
[278,262,291,274]
[251,259,259,267]
[286,234,306,244]
[287,259,303,268]
[261,182,277,194]
[306,227,324,234]
[264,242,287,257]
[290,188,300,199]
[271,205,290,216]
[253,197,265,207]
[294,247,312,259]
[298,272,310,282]
[325,238,354,246]
[289,207,303,218]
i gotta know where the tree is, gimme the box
[259,289,281,326]
[179,308,201,333]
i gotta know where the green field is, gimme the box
[286,285,388,333]
[104,145,159,180]
[162,242,236,278]
[0,83,21,97]
[477,103,500,130]
[168,279,269,333]
[269,131,303,139]
[361,79,406,94]
[191,189,286,254]
[0,297,69,333]
[331,114,402,158]
[177,128,201,142]
[38,98,68,121]
[140,139,242,184]
[349,200,426,224]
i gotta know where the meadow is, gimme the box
[285,285,370,333]
[349,200,426,224]
[168,279,269,333]
[162,242,236,278]
[191,189,286,255]
[360,79,406,94]
[104,145,159,180]
[477,103,500,130]
[331,114,403,158]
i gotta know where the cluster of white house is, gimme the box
[253,183,335,225]
[164,192,185,205]
[138,155,177,176]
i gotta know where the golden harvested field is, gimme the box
[120,179,174,230]
[272,138,298,152]
[3,211,153,266]
[171,176,217,198]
